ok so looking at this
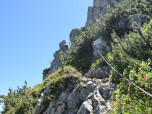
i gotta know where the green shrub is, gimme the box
[0,66,82,114]
[108,16,152,114]
[1,0,152,113]
[78,78,82,83]
[43,67,51,74]
[77,83,87,88]
[110,59,152,113]
[59,0,137,73]
[58,102,63,105]
[52,104,57,108]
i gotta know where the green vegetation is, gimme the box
[52,104,57,108]
[1,0,152,113]
[43,67,51,75]
[107,18,152,113]
[0,66,82,114]
[77,83,87,88]
[59,0,136,73]
[58,102,63,106]
[90,53,108,68]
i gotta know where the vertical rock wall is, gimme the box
[85,0,149,29]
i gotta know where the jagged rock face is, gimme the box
[84,0,150,57]
[43,40,68,80]
[85,0,116,27]
[85,6,101,27]
[35,64,116,114]
[59,40,68,53]
[85,0,150,30]
[34,76,116,114]
[85,65,111,79]
[34,85,52,114]
[69,28,81,45]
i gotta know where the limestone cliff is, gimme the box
[37,0,151,113]
[85,0,149,29]
[43,40,68,80]
[1,0,152,113]
[43,0,150,80]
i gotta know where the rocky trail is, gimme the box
[34,66,117,114]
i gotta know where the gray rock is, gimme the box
[66,86,80,113]
[68,83,74,90]
[50,103,66,114]
[43,40,69,80]
[43,85,51,96]
[99,85,103,95]
[92,94,101,107]
[94,105,107,114]
[59,40,68,53]
[102,88,109,100]
[85,66,111,79]
[86,0,150,40]
[77,100,93,114]
[57,91,70,103]
[37,73,116,114]
[43,100,56,114]
[34,85,52,114]
[86,81,97,93]
[38,0,152,113]
[85,68,98,78]
[34,98,43,114]
[69,28,81,45]
[79,88,88,101]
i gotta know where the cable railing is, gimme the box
[92,45,152,98]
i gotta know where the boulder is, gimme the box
[69,28,81,45]
[85,66,111,79]
[85,68,98,78]
[59,40,68,53]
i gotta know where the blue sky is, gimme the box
[0,0,93,112]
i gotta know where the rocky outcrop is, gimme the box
[34,85,51,114]
[69,27,86,46]
[84,0,150,58]
[85,0,116,27]
[69,28,81,45]
[85,0,150,31]
[85,6,102,27]
[85,66,111,79]
[35,71,117,114]
[92,36,111,57]
[43,40,68,80]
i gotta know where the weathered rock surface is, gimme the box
[69,28,81,45]
[69,27,86,46]
[85,0,150,34]
[38,0,152,113]
[35,67,116,114]
[85,66,111,79]
[34,85,51,114]
[43,40,68,80]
